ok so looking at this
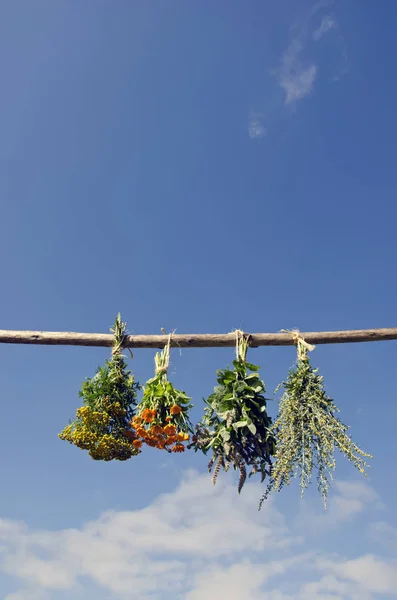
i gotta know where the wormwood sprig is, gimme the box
[192,332,275,493]
[261,332,373,509]
[59,314,141,461]
[130,335,193,453]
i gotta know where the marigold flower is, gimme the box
[172,444,185,453]
[136,427,147,438]
[163,424,177,435]
[166,435,177,445]
[133,439,142,449]
[150,425,163,436]
[177,432,190,442]
[170,404,182,415]
[165,416,172,422]
[145,438,157,447]
[141,408,156,423]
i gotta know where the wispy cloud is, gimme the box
[279,39,318,105]
[276,3,346,107]
[297,480,383,534]
[249,2,348,137]
[313,15,337,41]
[369,521,397,550]
[248,119,266,139]
[248,111,267,139]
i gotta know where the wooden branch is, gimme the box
[0,327,396,349]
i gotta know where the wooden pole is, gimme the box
[0,327,396,348]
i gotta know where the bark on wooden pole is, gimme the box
[0,327,396,348]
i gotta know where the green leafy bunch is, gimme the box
[193,333,275,493]
[59,314,141,461]
[262,337,373,508]
[131,338,193,452]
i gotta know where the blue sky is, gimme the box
[1,1,397,598]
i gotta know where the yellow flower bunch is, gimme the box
[59,399,139,461]
[59,315,141,461]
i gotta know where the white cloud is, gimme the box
[278,34,318,105]
[185,555,312,600]
[313,15,337,41]
[369,521,397,549]
[248,119,266,139]
[0,471,395,600]
[4,592,50,600]
[297,479,382,533]
[318,554,397,595]
[275,3,345,106]
[0,471,295,598]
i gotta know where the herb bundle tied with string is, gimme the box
[192,331,275,493]
[130,334,193,453]
[261,331,373,508]
[59,314,141,461]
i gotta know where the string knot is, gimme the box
[234,329,249,361]
[280,328,315,360]
[155,331,173,375]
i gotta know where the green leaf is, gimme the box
[245,373,260,382]
[247,422,257,435]
[245,362,260,372]
[220,429,231,441]
[233,420,248,429]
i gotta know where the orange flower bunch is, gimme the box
[130,341,193,453]
[130,406,190,453]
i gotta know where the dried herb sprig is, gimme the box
[261,332,373,508]
[59,314,141,460]
[130,335,193,453]
[193,331,275,493]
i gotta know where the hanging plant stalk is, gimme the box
[59,314,141,461]
[130,334,193,453]
[261,331,373,509]
[192,331,275,493]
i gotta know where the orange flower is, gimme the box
[136,427,147,438]
[172,443,185,453]
[170,404,182,415]
[141,408,156,423]
[133,439,143,449]
[163,424,177,435]
[124,430,137,441]
[131,416,142,425]
[150,425,163,436]
[166,435,177,445]
[177,432,190,442]
[144,437,157,447]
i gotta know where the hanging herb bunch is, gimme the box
[261,331,373,508]
[192,331,275,493]
[59,314,141,461]
[130,334,193,453]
